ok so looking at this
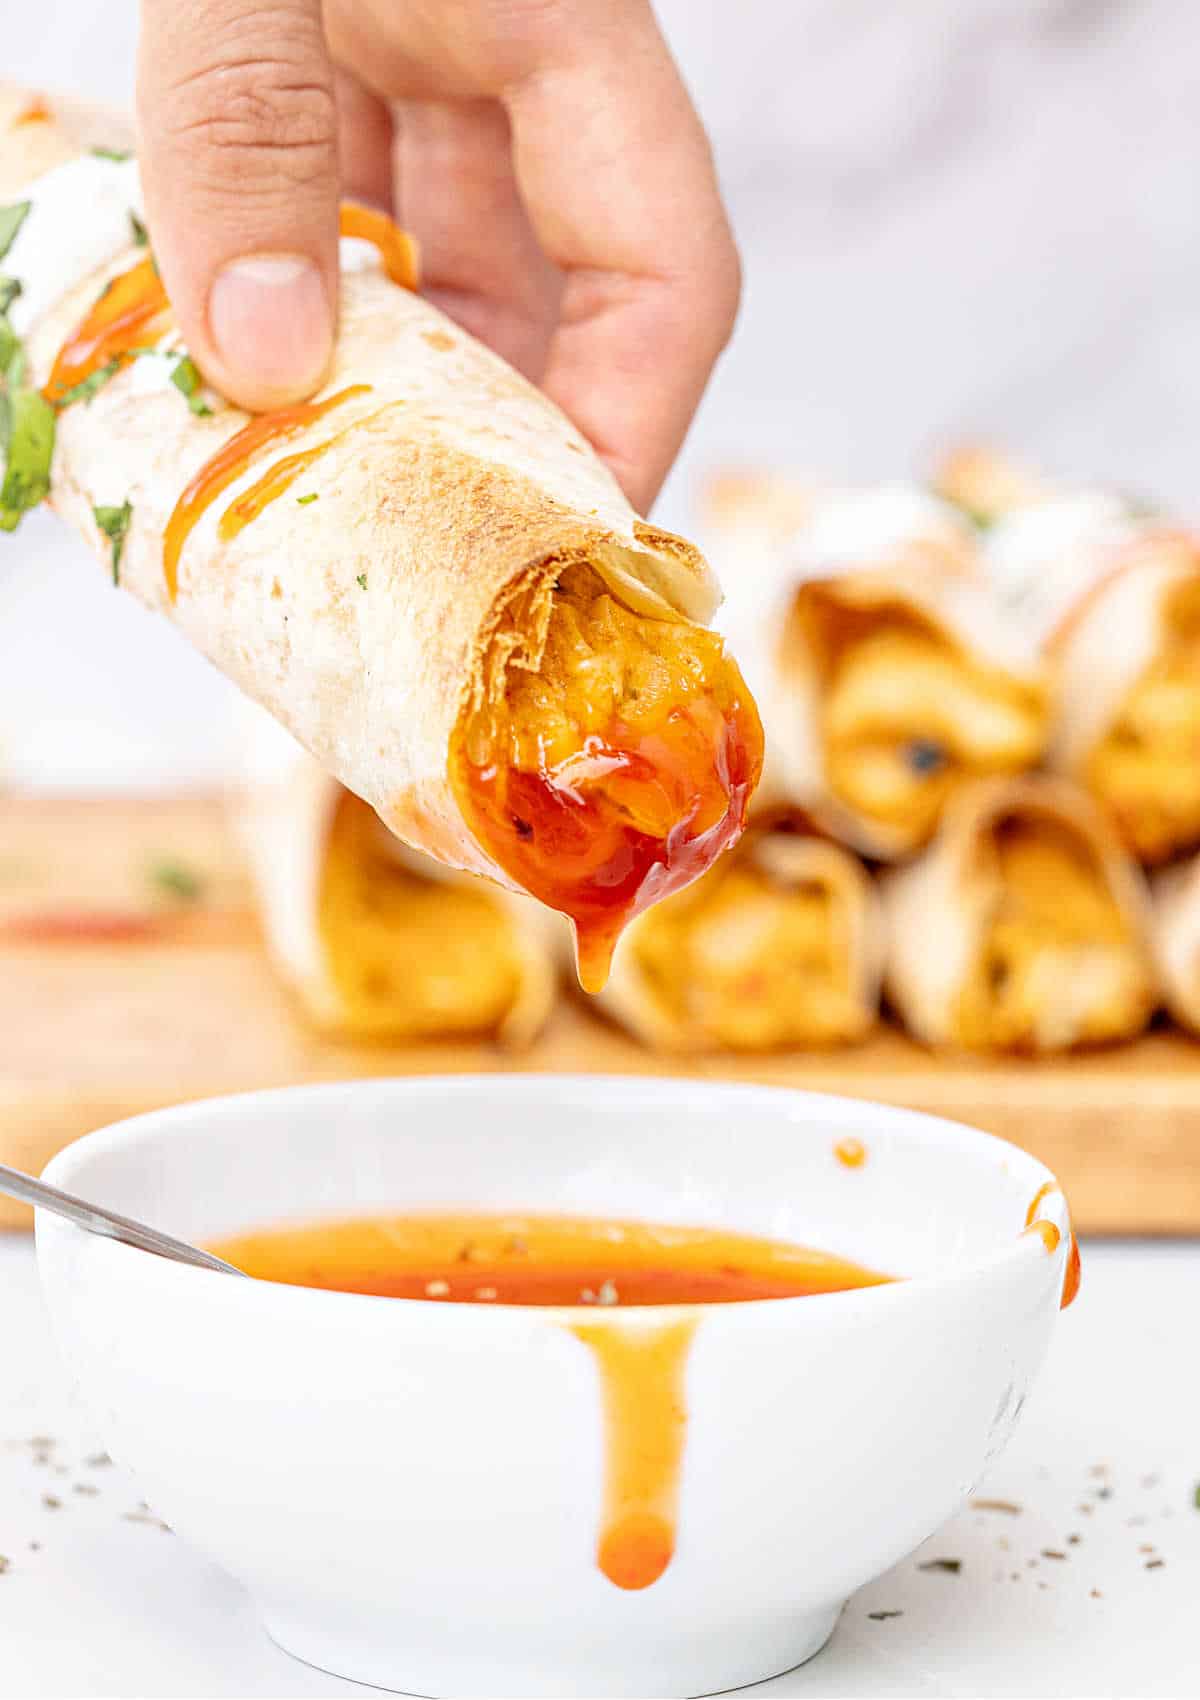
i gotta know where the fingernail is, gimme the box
[209,254,332,398]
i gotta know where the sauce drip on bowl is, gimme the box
[1024,1181,1081,1308]
[210,1210,890,1593]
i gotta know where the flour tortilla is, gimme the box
[2,91,720,892]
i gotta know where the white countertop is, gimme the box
[1,1235,1197,1699]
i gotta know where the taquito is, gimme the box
[0,90,763,991]
[597,811,881,1052]
[881,777,1156,1053]
[1149,855,1200,1034]
[237,730,555,1044]
[938,447,1200,864]
[705,475,1047,857]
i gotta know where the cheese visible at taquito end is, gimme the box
[1150,855,1200,1033]
[943,449,1200,864]
[704,475,1046,855]
[597,812,881,1052]
[237,733,555,1045]
[882,777,1156,1053]
[0,94,763,994]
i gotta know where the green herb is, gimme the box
[90,146,132,163]
[128,211,149,249]
[1193,1481,1200,1511]
[93,500,132,584]
[148,859,204,903]
[297,492,318,506]
[170,355,212,416]
[53,359,121,409]
[0,387,55,531]
[0,315,17,379]
[867,1610,903,1621]
[0,277,19,316]
[355,572,367,589]
[917,1558,961,1574]
[0,202,31,264]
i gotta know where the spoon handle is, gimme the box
[0,1161,245,1276]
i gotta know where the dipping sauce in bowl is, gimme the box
[210,1211,892,1306]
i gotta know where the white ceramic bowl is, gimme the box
[37,1077,1071,1699]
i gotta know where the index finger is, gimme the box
[504,8,740,513]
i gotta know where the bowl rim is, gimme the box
[38,1074,1071,1319]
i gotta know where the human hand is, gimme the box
[136,0,740,511]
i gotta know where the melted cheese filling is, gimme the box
[956,816,1152,1051]
[451,565,762,992]
[317,791,523,1039]
[1085,577,1200,863]
[821,622,1045,844]
[630,851,862,1050]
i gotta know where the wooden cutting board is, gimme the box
[3,795,1199,1234]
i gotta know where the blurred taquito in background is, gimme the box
[705,475,1048,857]
[882,776,1156,1053]
[937,447,1200,864]
[596,811,881,1052]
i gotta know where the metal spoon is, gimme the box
[0,1161,245,1276]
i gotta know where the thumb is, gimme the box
[137,0,339,411]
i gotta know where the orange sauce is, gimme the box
[339,202,419,290]
[44,255,169,404]
[211,1211,890,1592]
[162,384,370,599]
[16,97,51,124]
[458,692,763,993]
[835,1137,867,1168]
[1025,1181,1080,1308]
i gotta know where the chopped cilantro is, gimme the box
[148,858,203,903]
[0,277,20,317]
[90,146,132,163]
[356,572,367,590]
[170,355,212,416]
[0,203,31,264]
[93,500,132,584]
[296,492,318,506]
[0,388,55,531]
[128,211,149,249]
[1194,1481,1200,1511]
[53,359,121,410]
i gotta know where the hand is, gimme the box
[136,0,740,511]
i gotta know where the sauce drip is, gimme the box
[162,384,370,599]
[572,1318,695,1590]
[459,693,762,994]
[210,1210,890,1594]
[44,256,169,404]
[339,201,419,289]
[835,1137,867,1168]
[16,97,51,124]
[1025,1181,1080,1308]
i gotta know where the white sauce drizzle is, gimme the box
[984,492,1139,647]
[785,482,973,579]
[5,154,144,336]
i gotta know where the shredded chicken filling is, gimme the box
[1085,577,1200,863]
[956,816,1152,1051]
[318,791,523,1038]
[451,565,762,992]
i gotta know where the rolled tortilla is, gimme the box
[237,726,556,1044]
[881,777,1156,1053]
[704,476,1047,857]
[937,447,1200,864]
[598,811,881,1051]
[1150,856,1200,1034]
[0,92,762,992]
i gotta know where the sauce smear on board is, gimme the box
[211,1210,890,1592]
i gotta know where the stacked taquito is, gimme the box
[883,777,1156,1053]
[0,89,762,993]
[937,447,1200,865]
[238,724,555,1044]
[595,811,881,1052]
[704,474,1048,857]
